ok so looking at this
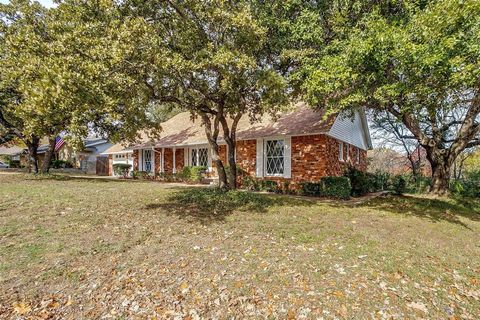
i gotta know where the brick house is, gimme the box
[102,103,372,185]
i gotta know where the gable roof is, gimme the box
[0,144,25,156]
[104,102,372,153]
[133,102,337,149]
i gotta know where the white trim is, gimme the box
[184,148,188,167]
[161,148,165,173]
[284,136,291,179]
[339,141,344,161]
[255,138,264,178]
[101,150,134,155]
[173,147,176,173]
[264,138,286,177]
[151,147,155,174]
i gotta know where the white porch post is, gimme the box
[173,147,176,173]
[161,148,165,173]
[151,147,155,174]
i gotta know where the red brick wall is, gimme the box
[291,135,341,181]
[233,135,367,188]
[175,148,184,172]
[163,148,173,172]
[108,155,113,176]
[162,148,185,173]
[133,150,139,170]
[154,148,161,173]
[235,140,256,175]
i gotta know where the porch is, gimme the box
[134,144,227,177]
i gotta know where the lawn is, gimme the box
[0,173,479,319]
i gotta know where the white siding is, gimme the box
[112,153,134,176]
[255,138,264,178]
[284,136,292,178]
[328,110,369,150]
[184,148,188,167]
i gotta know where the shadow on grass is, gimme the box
[358,194,480,229]
[144,188,315,224]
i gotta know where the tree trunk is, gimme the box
[429,161,451,195]
[200,112,229,189]
[219,112,242,190]
[225,139,237,189]
[25,138,40,174]
[211,144,228,189]
[40,137,56,174]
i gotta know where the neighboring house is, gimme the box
[0,144,26,166]
[104,103,373,186]
[101,143,134,176]
[1,137,113,174]
[75,138,114,175]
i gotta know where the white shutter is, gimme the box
[284,137,292,178]
[151,148,155,173]
[138,150,143,171]
[184,148,188,167]
[256,138,264,177]
[208,147,213,172]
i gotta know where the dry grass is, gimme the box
[0,173,479,319]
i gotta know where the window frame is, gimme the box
[264,138,285,177]
[339,141,344,161]
[190,146,209,167]
[356,147,361,164]
[143,149,152,172]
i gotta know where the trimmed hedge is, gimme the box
[179,166,207,183]
[112,163,132,177]
[301,176,351,199]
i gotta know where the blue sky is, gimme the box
[0,0,55,7]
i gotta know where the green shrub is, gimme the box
[241,175,259,191]
[344,167,377,196]
[112,163,132,177]
[157,172,177,182]
[179,166,207,183]
[239,177,280,193]
[407,176,432,194]
[51,159,73,169]
[300,176,351,199]
[392,175,407,195]
[258,180,279,193]
[6,157,21,168]
[450,171,480,197]
[370,171,391,191]
[132,170,149,180]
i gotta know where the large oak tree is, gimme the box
[124,0,289,189]
[297,0,480,194]
[0,0,160,173]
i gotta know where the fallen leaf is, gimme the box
[13,302,31,315]
[407,301,428,314]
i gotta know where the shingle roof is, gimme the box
[136,102,335,149]
[0,144,25,156]
[102,103,336,153]
[101,143,135,155]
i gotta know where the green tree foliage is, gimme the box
[122,0,289,189]
[297,0,480,195]
[0,0,160,173]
